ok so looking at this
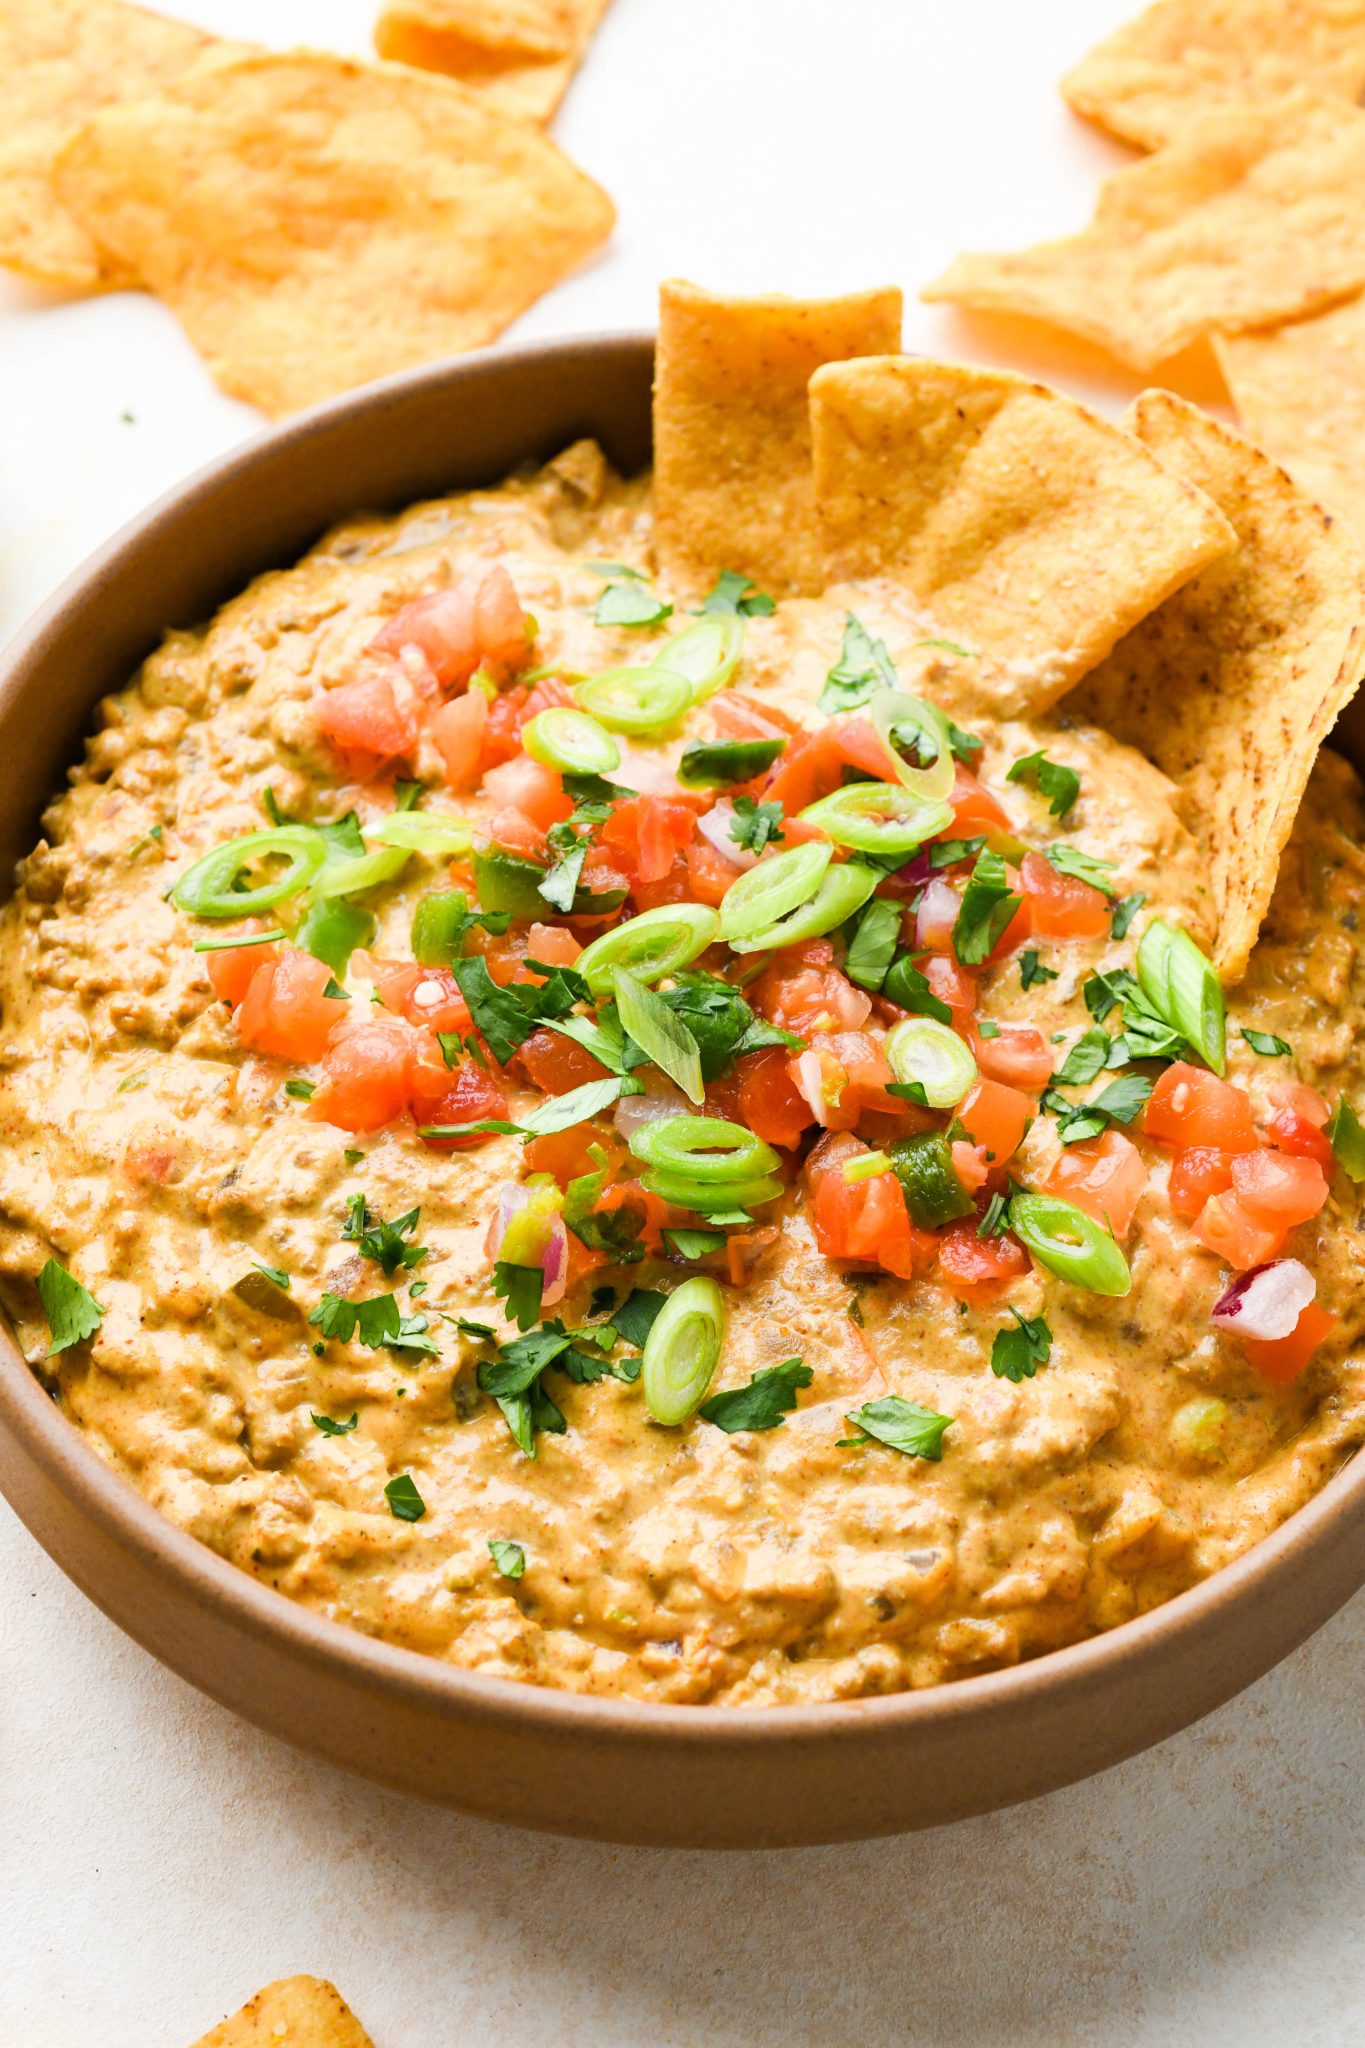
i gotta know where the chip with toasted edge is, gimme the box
[652,279,903,598]
[1062,0,1365,152]
[53,48,615,418]
[375,0,612,124]
[923,92,1365,371]
[809,356,1236,714]
[189,1975,375,2048]
[1214,297,1365,545]
[0,0,210,291]
[1074,390,1365,983]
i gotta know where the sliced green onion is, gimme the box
[889,1131,975,1229]
[575,903,718,993]
[192,925,285,953]
[523,706,621,777]
[884,1018,978,1109]
[641,1276,725,1425]
[629,1114,779,1187]
[645,1170,783,1215]
[842,1149,891,1183]
[575,664,692,735]
[718,841,831,943]
[411,889,469,966]
[363,811,472,857]
[310,844,409,900]
[1136,919,1225,1074]
[870,691,958,801]
[655,617,744,702]
[471,846,551,917]
[171,825,326,919]
[728,860,878,955]
[798,781,954,856]
[1009,1190,1131,1296]
[294,898,374,976]
[677,737,786,789]
[613,968,704,1105]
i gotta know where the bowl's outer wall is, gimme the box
[3,335,1365,1848]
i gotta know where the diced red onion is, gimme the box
[915,876,960,950]
[1211,1258,1314,1342]
[696,801,757,871]
[881,848,937,898]
[485,1183,568,1306]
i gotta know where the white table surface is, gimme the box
[2,3,1362,2042]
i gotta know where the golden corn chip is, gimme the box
[809,356,1235,714]
[375,0,612,124]
[0,0,209,291]
[1214,295,1365,544]
[1076,390,1365,982]
[189,1975,375,2048]
[923,92,1365,371]
[653,278,903,598]
[53,48,615,417]
[1062,0,1365,152]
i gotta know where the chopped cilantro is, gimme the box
[36,1259,105,1356]
[838,1395,953,1460]
[1241,1027,1292,1057]
[650,975,799,1081]
[1051,1071,1154,1143]
[914,637,976,661]
[729,796,785,855]
[351,1201,427,1278]
[843,897,902,992]
[384,1473,426,1522]
[699,569,776,617]
[976,1020,1002,1040]
[1110,891,1145,940]
[321,977,350,1001]
[455,1315,497,1341]
[1019,949,1058,990]
[612,1288,667,1348]
[976,1191,1010,1239]
[451,955,587,1065]
[929,835,986,870]
[1054,1028,1112,1087]
[1327,1097,1365,1181]
[251,1263,291,1290]
[284,1078,316,1101]
[991,1309,1052,1383]
[819,613,897,715]
[952,849,1021,966]
[492,1260,544,1332]
[343,1148,364,1166]
[594,577,671,628]
[1007,751,1079,818]
[882,953,953,1023]
[1045,844,1117,898]
[488,1538,526,1579]
[944,715,983,762]
[664,1228,727,1260]
[538,822,590,914]
[311,1410,358,1436]
[699,1357,813,1433]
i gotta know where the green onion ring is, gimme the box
[310,845,410,900]
[1009,1191,1131,1296]
[629,1114,779,1186]
[717,841,831,944]
[575,903,719,995]
[884,1017,978,1109]
[641,1276,726,1426]
[654,617,744,702]
[574,664,693,735]
[871,691,958,802]
[644,1170,785,1215]
[523,706,621,777]
[727,859,878,955]
[171,825,326,919]
[798,781,954,856]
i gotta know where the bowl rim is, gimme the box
[2,329,1362,1751]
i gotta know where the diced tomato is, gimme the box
[235,947,343,1063]
[517,1027,608,1096]
[948,763,1013,840]
[973,1022,1053,1091]
[936,1216,1030,1302]
[709,691,804,742]
[314,668,416,765]
[524,1124,621,1186]
[1193,1191,1285,1269]
[487,807,546,859]
[524,923,581,965]
[1169,1146,1235,1219]
[923,955,977,1027]
[957,1077,1032,1165]
[1271,1079,1330,1127]
[1267,1108,1334,1173]
[751,953,870,1035]
[1144,1062,1259,1152]
[950,1140,990,1193]
[480,684,530,770]
[1240,1302,1339,1383]
[826,1031,902,1118]
[366,959,472,1036]
[1042,1129,1146,1240]
[765,718,885,813]
[481,752,572,831]
[1230,1150,1330,1228]
[370,566,530,686]
[600,797,698,887]
[592,1177,671,1256]
[629,852,692,910]
[409,1041,510,1148]
[309,1014,415,1132]
[726,1226,780,1287]
[737,1046,812,1148]
[1018,850,1109,941]
[431,688,487,790]
[805,1133,932,1280]
[686,839,738,905]
[205,932,279,1008]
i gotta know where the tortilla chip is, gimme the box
[1214,295,1365,544]
[652,279,903,598]
[375,0,612,124]
[1074,390,1365,982]
[53,48,615,417]
[808,357,1236,713]
[189,1975,375,2048]
[923,92,1365,371]
[0,0,210,291]
[1062,0,1365,152]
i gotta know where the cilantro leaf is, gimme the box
[699,1357,813,1433]
[1019,949,1058,990]
[991,1309,1052,1383]
[1045,844,1117,898]
[251,1262,290,1290]
[665,1228,727,1259]
[729,796,785,855]
[843,897,902,992]
[838,1394,953,1460]
[944,715,983,762]
[1327,1097,1365,1181]
[976,1191,1010,1239]
[311,1410,359,1436]
[384,1473,426,1522]
[353,1201,427,1278]
[488,1538,526,1579]
[819,613,897,715]
[1054,1028,1111,1087]
[493,1261,544,1332]
[595,579,671,628]
[699,569,776,617]
[36,1259,105,1356]
[284,1078,316,1101]
[928,835,986,870]
[1006,750,1080,818]
[1241,1027,1292,1057]
[881,953,952,1023]
[451,955,585,1065]
[538,822,590,914]
[1110,891,1145,940]
[1052,1071,1153,1143]
[952,850,1021,966]
[612,1288,667,1348]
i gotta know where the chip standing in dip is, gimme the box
[2,284,1364,1712]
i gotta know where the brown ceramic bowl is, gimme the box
[3,334,1365,1849]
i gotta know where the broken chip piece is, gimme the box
[374,0,612,124]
